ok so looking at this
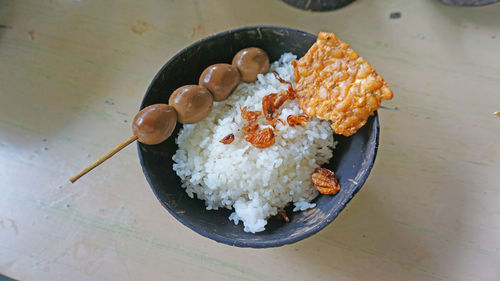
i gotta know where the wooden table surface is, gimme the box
[1,0,499,280]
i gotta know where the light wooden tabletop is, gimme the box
[1,0,499,280]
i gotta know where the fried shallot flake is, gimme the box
[273,71,293,87]
[275,89,294,110]
[311,167,340,195]
[261,73,296,123]
[273,71,296,97]
[277,210,290,223]
[240,105,261,124]
[219,133,234,144]
[241,73,297,149]
[261,89,296,122]
[287,114,309,127]
[245,127,275,148]
[262,93,279,121]
[294,32,393,136]
[244,123,259,133]
[240,105,261,133]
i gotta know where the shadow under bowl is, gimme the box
[138,25,379,248]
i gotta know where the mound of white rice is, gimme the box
[172,53,335,233]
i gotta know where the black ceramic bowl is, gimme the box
[138,25,379,248]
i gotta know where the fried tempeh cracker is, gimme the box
[293,32,393,136]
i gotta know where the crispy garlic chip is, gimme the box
[293,32,393,136]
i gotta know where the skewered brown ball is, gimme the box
[199,63,240,101]
[232,47,269,82]
[132,104,178,145]
[168,85,213,124]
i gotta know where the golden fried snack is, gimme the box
[293,32,393,136]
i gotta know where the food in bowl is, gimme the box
[172,53,336,233]
[171,32,393,233]
[294,32,393,136]
[70,31,392,237]
[136,27,387,248]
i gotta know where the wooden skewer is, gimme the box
[70,135,139,183]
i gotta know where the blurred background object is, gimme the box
[441,0,499,6]
[282,0,354,11]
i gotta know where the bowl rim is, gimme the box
[138,25,380,248]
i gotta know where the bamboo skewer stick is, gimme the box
[70,135,139,183]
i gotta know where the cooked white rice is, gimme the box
[172,53,335,233]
